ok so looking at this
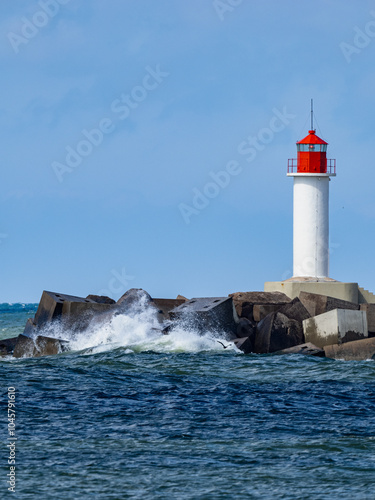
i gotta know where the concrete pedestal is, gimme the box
[264,280,360,304]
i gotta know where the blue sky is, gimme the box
[1,0,375,303]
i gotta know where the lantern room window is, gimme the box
[297,144,327,152]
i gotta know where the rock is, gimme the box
[324,337,375,361]
[86,294,116,304]
[303,309,368,349]
[274,342,325,357]
[278,297,311,323]
[299,291,359,318]
[170,297,238,338]
[254,312,305,354]
[0,337,19,357]
[233,336,253,354]
[13,334,69,358]
[360,304,375,334]
[229,291,291,321]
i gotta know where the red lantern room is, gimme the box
[296,130,328,173]
[288,130,336,175]
[288,99,336,175]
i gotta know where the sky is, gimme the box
[1,0,375,303]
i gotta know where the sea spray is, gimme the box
[34,297,239,355]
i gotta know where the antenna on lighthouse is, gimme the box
[311,98,314,131]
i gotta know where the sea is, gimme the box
[1,302,375,499]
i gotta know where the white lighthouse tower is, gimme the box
[287,103,336,279]
[265,104,375,304]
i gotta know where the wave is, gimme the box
[38,299,239,356]
[0,303,38,313]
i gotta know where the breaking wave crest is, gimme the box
[38,300,239,356]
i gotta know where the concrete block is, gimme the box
[116,288,153,313]
[254,312,305,354]
[170,297,238,337]
[278,297,311,323]
[161,321,174,335]
[303,309,368,349]
[274,342,325,357]
[360,304,375,333]
[326,296,359,312]
[230,291,291,305]
[236,317,256,340]
[23,318,37,336]
[229,291,291,321]
[34,291,65,325]
[237,303,254,321]
[86,294,116,304]
[176,295,188,301]
[152,298,187,320]
[34,291,112,328]
[13,334,69,358]
[0,337,18,357]
[233,336,253,354]
[324,338,375,361]
[253,304,283,322]
[299,291,359,318]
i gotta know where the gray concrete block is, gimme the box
[230,291,291,305]
[34,291,64,325]
[229,291,291,321]
[34,290,112,328]
[303,309,368,349]
[326,296,359,312]
[274,342,325,357]
[116,289,153,314]
[176,295,188,301]
[170,297,238,337]
[13,334,69,358]
[236,317,256,340]
[360,304,375,333]
[254,312,304,354]
[278,297,311,323]
[151,298,187,320]
[86,294,116,304]
[23,318,37,336]
[324,337,375,361]
[253,304,283,322]
[299,291,359,318]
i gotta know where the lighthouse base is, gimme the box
[264,280,369,304]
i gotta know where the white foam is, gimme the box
[42,299,239,355]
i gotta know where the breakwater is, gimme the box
[1,303,375,499]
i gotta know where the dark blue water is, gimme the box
[2,304,375,499]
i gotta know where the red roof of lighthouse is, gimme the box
[297,130,328,145]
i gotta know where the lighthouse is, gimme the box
[265,105,374,304]
[287,104,336,279]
